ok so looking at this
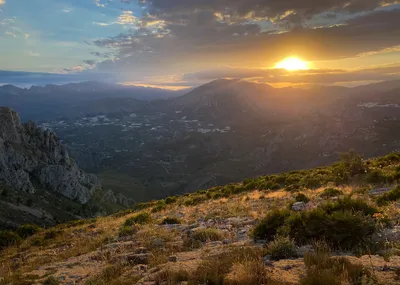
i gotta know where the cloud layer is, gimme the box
[88,1,400,86]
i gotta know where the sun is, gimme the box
[275,57,309,71]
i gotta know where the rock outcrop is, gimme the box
[0,107,99,204]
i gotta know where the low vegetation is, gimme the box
[0,151,400,284]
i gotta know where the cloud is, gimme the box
[180,64,400,86]
[91,8,400,79]
[116,10,137,25]
[0,70,116,87]
[27,51,40,57]
[5,31,16,37]
[62,9,72,13]
[24,33,30,39]
[139,0,400,24]
[83,60,97,66]
[0,0,5,5]
[93,0,106,8]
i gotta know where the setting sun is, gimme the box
[275,57,310,71]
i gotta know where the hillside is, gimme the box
[0,107,130,229]
[0,152,399,284]
[45,79,400,202]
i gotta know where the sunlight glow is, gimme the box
[275,57,310,71]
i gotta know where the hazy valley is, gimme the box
[2,79,399,203]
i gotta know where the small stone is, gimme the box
[168,256,178,262]
[222,239,231,245]
[151,238,165,248]
[263,256,274,267]
[292,202,306,211]
[283,265,292,270]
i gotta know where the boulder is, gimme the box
[0,107,99,204]
[292,202,306,211]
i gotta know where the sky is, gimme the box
[0,0,400,89]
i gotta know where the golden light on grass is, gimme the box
[275,57,310,71]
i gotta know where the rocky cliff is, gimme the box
[0,107,99,204]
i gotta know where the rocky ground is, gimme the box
[1,186,400,285]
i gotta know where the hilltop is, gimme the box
[0,151,400,284]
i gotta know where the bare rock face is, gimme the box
[0,107,99,204]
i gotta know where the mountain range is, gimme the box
[1,79,400,203]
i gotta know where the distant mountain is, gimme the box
[2,79,400,203]
[0,81,183,121]
[350,80,400,95]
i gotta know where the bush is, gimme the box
[366,170,388,184]
[251,209,290,241]
[266,236,297,260]
[376,186,400,206]
[322,197,378,216]
[301,247,374,285]
[118,225,137,237]
[42,276,60,285]
[0,231,21,250]
[151,201,167,213]
[193,247,264,285]
[161,217,181,225]
[112,209,135,218]
[124,212,151,226]
[191,228,225,242]
[286,209,377,250]
[165,196,177,204]
[295,193,310,203]
[16,224,40,238]
[44,229,62,240]
[319,188,343,199]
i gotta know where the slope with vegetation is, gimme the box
[0,151,400,284]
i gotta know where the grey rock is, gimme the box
[151,238,165,248]
[0,107,99,204]
[296,245,314,257]
[292,202,306,211]
[168,256,178,262]
[369,187,393,196]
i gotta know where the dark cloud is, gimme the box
[92,8,400,76]
[0,70,116,87]
[181,64,400,85]
[139,0,398,22]
[83,60,96,66]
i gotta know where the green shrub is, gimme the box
[319,188,343,199]
[302,175,324,189]
[16,224,40,238]
[161,217,181,225]
[112,209,135,218]
[191,228,225,242]
[301,247,374,285]
[193,247,264,285]
[42,276,60,285]
[124,212,151,226]
[295,193,310,203]
[118,225,137,237]
[286,209,377,250]
[44,229,62,240]
[165,196,177,204]
[251,209,290,241]
[376,186,400,206]
[0,231,21,250]
[266,236,297,260]
[322,197,378,216]
[151,201,167,213]
[212,193,222,200]
[366,170,388,184]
